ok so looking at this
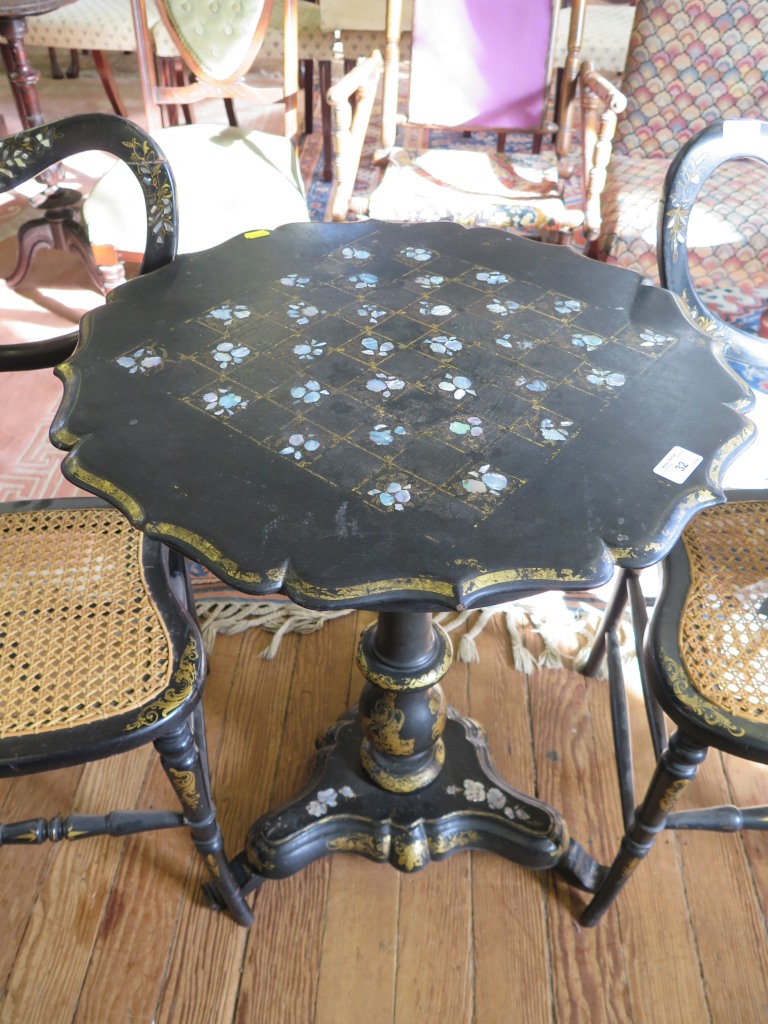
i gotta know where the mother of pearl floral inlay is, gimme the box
[446,779,532,821]
[181,249,645,517]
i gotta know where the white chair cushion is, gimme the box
[83,122,308,256]
[368,148,583,234]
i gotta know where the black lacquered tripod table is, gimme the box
[51,221,754,913]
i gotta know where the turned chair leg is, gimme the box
[581,730,707,927]
[92,51,127,117]
[155,713,253,926]
[301,58,313,135]
[48,47,63,79]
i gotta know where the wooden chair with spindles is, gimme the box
[326,0,625,242]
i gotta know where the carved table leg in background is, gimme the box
[0,13,102,292]
[0,15,46,131]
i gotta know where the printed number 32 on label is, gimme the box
[653,446,703,484]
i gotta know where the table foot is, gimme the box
[203,705,602,916]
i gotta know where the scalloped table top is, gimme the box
[52,221,754,610]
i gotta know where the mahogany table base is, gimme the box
[204,612,604,911]
[4,188,104,292]
[0,7,102,292]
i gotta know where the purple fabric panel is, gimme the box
[408,0,554,130]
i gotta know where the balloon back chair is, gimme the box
[0,113,252,927]
[587,0,768,343]
[576,123,768,925]
[84,0,309,289]
[658,118,768,368]
[327,0,624,241]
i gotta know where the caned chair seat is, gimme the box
[581,125,768,915]
[1,504,190,755]
[0,499,252,924]
[366,147,583,235]
[663,501,768,739]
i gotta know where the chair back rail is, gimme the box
[328,0,601,235]
[0,113,177,370]
[131,0,300,142]
[380,0,583,150]
[658,118,768,367]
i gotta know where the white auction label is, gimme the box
[653,446,703,484]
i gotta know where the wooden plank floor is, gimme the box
[2,612,767,1023]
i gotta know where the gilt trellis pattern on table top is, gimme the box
[112,229,677,519]
[54,222,753,608]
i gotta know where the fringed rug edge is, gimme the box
[195,590,635,673]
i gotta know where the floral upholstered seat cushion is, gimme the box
[15,0,158,52]
[368,148,583,235]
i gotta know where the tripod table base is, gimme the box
[204,705,604,910]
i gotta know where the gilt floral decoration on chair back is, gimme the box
[613,0,768,160]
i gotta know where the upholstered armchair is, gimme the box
[584,0,768,336]
[82,0,310,288]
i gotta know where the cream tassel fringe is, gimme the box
[195,600,353,657]
[438,608,494,664]
[196,592,634,672]
[571,604,635,679]
[504,606,539,673]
